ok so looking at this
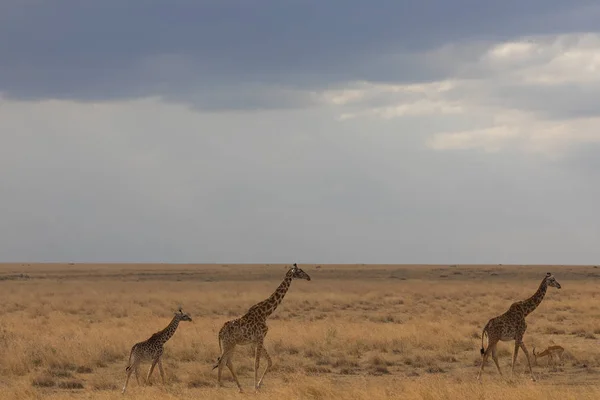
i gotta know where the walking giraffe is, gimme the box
[212,263,311,392]
[122,308,192,394]
[477,272,561,381]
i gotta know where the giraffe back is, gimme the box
[219,315,268,346]
[130,339,164,363]
[484,305,528,341]
[126,308,192,366]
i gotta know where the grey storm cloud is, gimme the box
[1,0,599,104]
[488,83,600,120]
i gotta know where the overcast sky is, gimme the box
[2,1,600,264]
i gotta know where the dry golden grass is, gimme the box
[0,263,599,399]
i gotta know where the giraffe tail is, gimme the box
[480,324,489,355]
[212,333,224,370]
[125,345,135,371]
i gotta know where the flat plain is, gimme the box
[0,263,599,399]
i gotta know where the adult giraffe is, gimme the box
[477,272,561,381]
[213,263,311,392]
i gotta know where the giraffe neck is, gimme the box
[249,272,293,319]
[152,315,181,345]
[521,278,548,316]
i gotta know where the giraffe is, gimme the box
[477,272,561,381]
[212,263,311,392]
[122,308,192,394]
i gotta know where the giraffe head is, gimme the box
[175,307,193,322]
[289,263,311,281]
[544,272,561,289]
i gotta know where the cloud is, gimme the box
[323,81,465,120]
[1,1,600,107]
[0,97,406,262]
[2,95,600,264]
[427,126,521,153]
[323,33,600,156]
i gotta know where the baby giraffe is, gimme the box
[122,308,192,394]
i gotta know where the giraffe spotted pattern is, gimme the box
[477,272,561,381]
[122,308,192,394]
[212,263,311,392]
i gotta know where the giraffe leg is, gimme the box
[216,353,227,388]
[157,358,166,385]
[122,364,135,394]
[256,346,273,389]
[491,344,503,376]
[217,344,240,391]
[226,357,243,393]
[254,342,262,390]
[519,342,536,381]
[476,348,489,380]
[147,358,159,385]
[134,365,141,385]
[477,338,497,380]
[511,341,520,376]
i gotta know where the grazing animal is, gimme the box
[213,263,311,392]
[533,345,565,366]
[122,308,192,394]
[477,273,561,381]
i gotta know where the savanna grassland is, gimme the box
[0,263,599,400]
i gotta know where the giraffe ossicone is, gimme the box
[213,263,311,392]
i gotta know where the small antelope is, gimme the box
[532,345,564,366]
